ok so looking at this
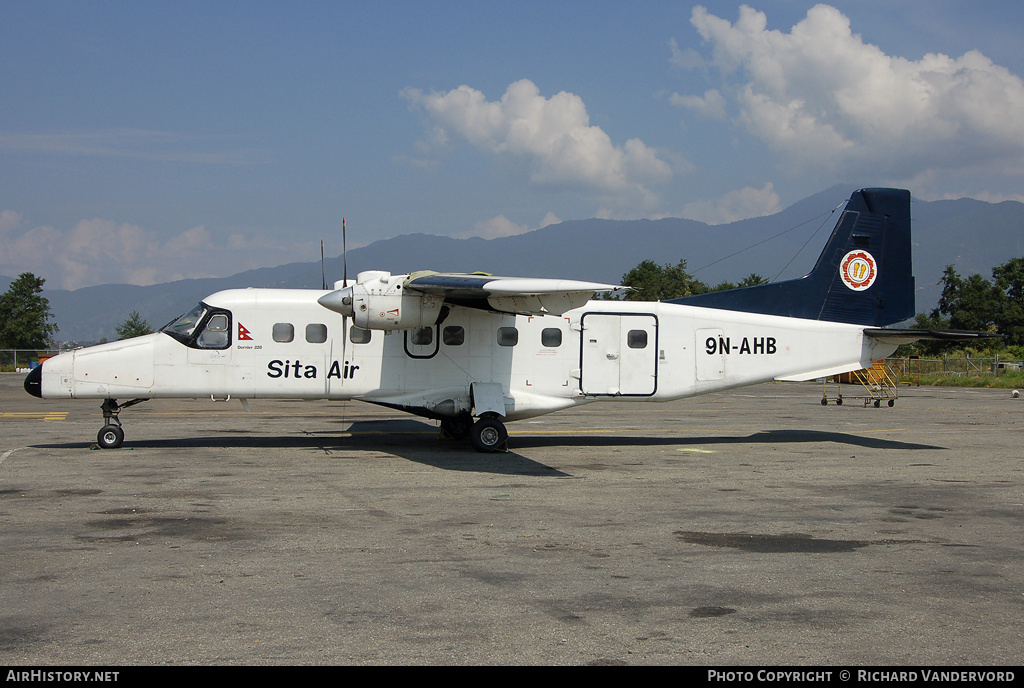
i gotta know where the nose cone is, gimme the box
[318,286,355,316]
[24,364,43,398]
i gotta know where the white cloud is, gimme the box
[539,212,562,228]
[677,4,1024,178]
[457,211,564,240]
[403,79,672,206]
[0,212,318,290]
[465,215,530,240]
[670,89,727,119]
[681,183,781,225]
[668,38,705,72]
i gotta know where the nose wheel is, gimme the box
[96,398,148,449]
[98,423,125,449]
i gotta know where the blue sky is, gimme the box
[2,1,1023,289]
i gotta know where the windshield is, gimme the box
[162,303,207,339]
[161,302,232,349]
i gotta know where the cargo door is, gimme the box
[580,313,657,396]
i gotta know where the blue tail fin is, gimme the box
[668,188,915,327]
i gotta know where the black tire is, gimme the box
[470,417,508,453]
[888,399,895,407]
[97,424,124,449]
[440,415,472,440]
[836,397,843,406]
[820,398,827,406]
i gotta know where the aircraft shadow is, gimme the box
[33,419,568,477]
[508,428,944,452]
[33,421,942,477]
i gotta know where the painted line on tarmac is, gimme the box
[0,411,68,421]
[1,447,26,468]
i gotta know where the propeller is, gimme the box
[316,217,353,380]
[341,217,348,366]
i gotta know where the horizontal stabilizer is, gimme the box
[863,328,1001,345]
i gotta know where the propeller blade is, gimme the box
[342,218,348,365]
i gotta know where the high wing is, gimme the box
[317,269,623,330]
[403,271,624,316]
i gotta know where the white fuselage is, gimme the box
[36,288,896,422]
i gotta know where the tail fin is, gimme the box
[668,188,915,326]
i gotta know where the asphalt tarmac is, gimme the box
[1,372,1021,666]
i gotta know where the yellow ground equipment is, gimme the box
[821,360,898,407]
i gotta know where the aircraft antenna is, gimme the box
[321,240,327,290]
[692,200,847,281]
[770,204,844,282]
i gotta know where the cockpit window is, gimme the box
[197,313,230,349]
[162,302,231,349]
[163,303,206,339]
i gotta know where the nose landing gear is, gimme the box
[96,398,148,449]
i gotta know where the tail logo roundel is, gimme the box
[840,250,877,291]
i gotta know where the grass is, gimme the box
[896,370,1024,389]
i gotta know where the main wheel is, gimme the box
[97,424,124,449]
[470,416,508,453]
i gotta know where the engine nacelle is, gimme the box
[317,272,444,331]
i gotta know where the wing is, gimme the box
[404,271,624,316]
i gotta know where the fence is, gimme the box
[0,349,61,372]
[889,355,1022,380]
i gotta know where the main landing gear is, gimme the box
[96,398,148,449]
[438,413,509,453]
[470,414,508,453]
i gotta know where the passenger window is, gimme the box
[350,326,371,344]
[273,323,294,343]
[443,326,465,346]
[541,328,562,347]
[411,327,433,346]
[306,323,328,344]
[497,327,518,347]
[627,330,648,349]
[196,313,230,349]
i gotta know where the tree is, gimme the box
[620,259,709,301]
[934,265,1002,333]
[0,273,58,349]
[115,311,154,340]
[904,310,955,356]
[992,257,1024,346]
[710,273,770,292]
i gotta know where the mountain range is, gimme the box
[5,184,1023,343]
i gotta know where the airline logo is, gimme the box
[238,323,253,341]
[840,250,877,291]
